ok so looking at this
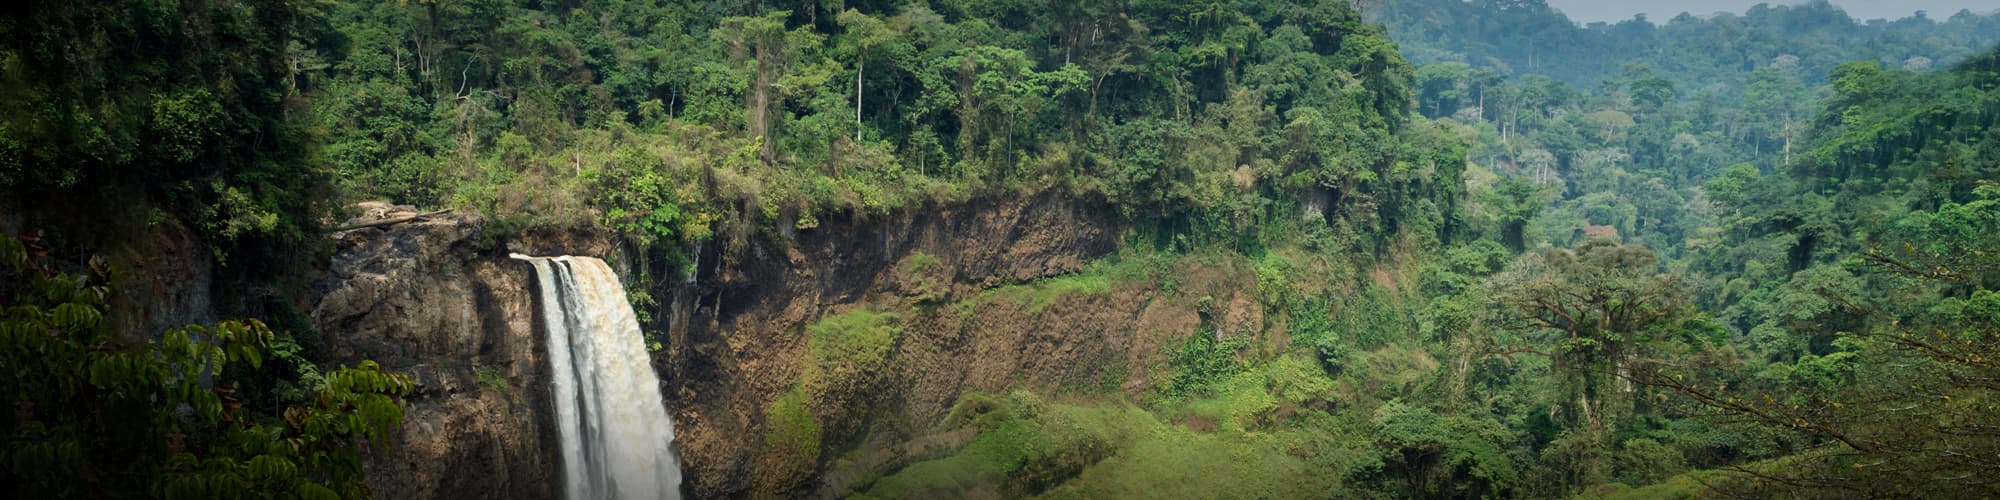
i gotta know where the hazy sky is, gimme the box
[1544,0,2000,24]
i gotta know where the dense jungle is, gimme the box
[3,0,1999,498]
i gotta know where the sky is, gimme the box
[1544,0,2000,24]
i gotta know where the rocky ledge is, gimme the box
[310,203,567,499]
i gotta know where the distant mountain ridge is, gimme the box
[1367,0,2000,90]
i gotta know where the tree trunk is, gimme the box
[752,45,776,165]
[958,56,978,176]
[855,56,864,140]
[1782,117,1794,165]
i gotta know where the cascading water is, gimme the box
[513,254,684,500]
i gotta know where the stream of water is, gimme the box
[514,254,683,500]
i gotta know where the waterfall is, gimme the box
[513,254,684,500]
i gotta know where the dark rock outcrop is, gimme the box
[104,218,213,342]
[310,203,570,499]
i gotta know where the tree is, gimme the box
[1742,66,1806,162]
[1482,176,1557,252]
[1618,66,1678,111]
[716,12,826,165]
[1415,62,1471,118]
[1362,400,1521,498]
[0,236,410,498]
[835,9,898,140]
[1644,186,2000,496]
[0,0,325,256]
[1491,241,1707,433]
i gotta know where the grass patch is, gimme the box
[853,393,1141,499]
[903,252,941,273]
[1576,470,1738,500]
[857,350,1355,498]
[762,387,822,473]
[1036,424,1337,500]
[770,308,899,478]
[802,309,902,390]
[474,366,509,395]
[960,257,1155,315]
[872,395,1346,499]
[1577,451,1830,500]
[982,273,1113,313]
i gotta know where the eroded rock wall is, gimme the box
[661,195,1263,498]
[307,196,1240,499]
[310,206,568,499]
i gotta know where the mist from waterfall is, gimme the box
[514,254,683,500]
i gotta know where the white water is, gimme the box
[513,254,684,500]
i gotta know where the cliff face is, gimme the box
[655,196,1098,496]
[309,204,590,499]
[660,195,1267,498]
[104,218,214,344]
[307,197,1257,499]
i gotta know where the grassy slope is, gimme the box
[836,249,1408,498]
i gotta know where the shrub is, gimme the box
[1614,438,1687,487]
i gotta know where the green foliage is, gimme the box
[21,0,2000,496]
[762,387,822,477]
[802,309,902,393]
[280,0,1464,267]
[1490,241,1712,444]
[1579,49,2000,496]
[1286,294,1346,368]
[982,274,1114,314]
[1525,430,1613,497]
[1355,400,1521,498]
[902,252,941,273]
[1651,179,2000,494]
[1373,0,2000,91]
[1032,414,1339,499]
[1612,438,1686,487]
[859,392,1123,499]
[475,367,510,395]
[0,237,409,498]
[863,393,1341,500]
[624,286,666,352]
[587,146,715,247]
[1181,354,1335,433]
[1338,343,1443,405]
[0,0,327,259]
[1340,284,1417,351]
[1252,254,1300,314]
[1156,324,1250,402]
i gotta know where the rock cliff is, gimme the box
[310,204,572,499]
[308,196,1257,499]
[662,195,1266,497]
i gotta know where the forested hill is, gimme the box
[6,0,2000,498]
[305,0,1461,259]
[1368,0,2000,91]
[1,2,1467,496]
[2,0,1470,260]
